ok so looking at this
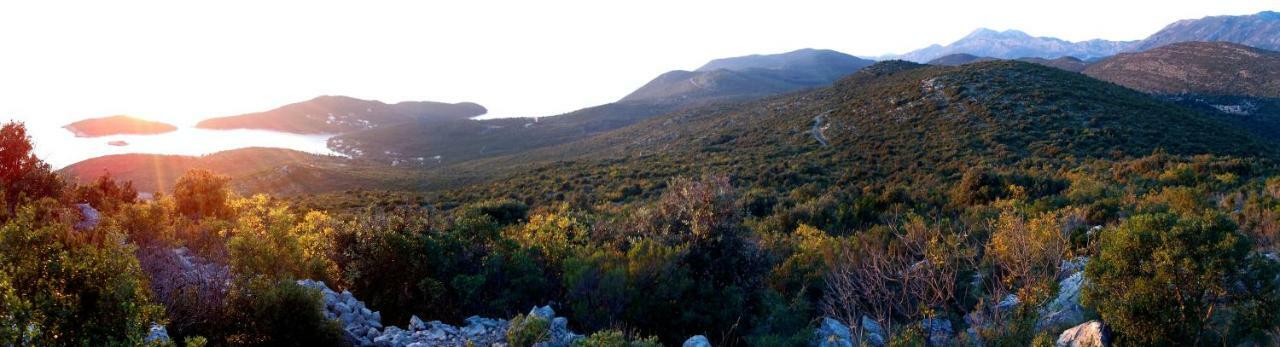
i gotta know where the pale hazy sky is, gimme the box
[0,0,1273,125]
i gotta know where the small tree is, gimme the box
[1083,212,1279,345]
[0,121,63,216]
[173,169,232,220]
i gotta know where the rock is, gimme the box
[997,294,1020,311]
[920,318,952,346]
[683,335,712,347]
[860,316,885,347]
[1056,321,1109,347]
[530,305,555,320]
[145,323,170,344]
[1060,257,1088,274]
[74,204,100,231]
[1039,271,1086,330]
[409,315,427,332]
[815,317,853,347]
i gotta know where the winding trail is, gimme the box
[812,111,832,147]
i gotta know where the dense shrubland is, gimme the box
[5,58,1280,347]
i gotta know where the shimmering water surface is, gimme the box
[27,119,339,169]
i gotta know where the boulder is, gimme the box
[860,316,885,347]
[409,315,427,332]
[920,318,952,346]
[1038,271,1086,330]
[815,317,853,347]
[997,294,1020,311]
[530,305,555,320]
[145,323,170,344]
[1056,321,1109,347]
[683,335,712,347]
[1060,257,1088,274]
[74,204,100,231]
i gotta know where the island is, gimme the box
[63,115,178,137]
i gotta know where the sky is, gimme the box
[0,0,1274,126]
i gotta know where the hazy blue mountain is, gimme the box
[1134,11,1280,51]
[894,28,1136,63]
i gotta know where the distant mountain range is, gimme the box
[1134,11,1280,51]
[195,95,486,134]
[896,11,1280,63]
[896,28,1134,63]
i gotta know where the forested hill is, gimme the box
[438,60,1277,209]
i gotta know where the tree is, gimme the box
[1083,212,1279,345]
[173,169,232,220]
[0,121,63,216]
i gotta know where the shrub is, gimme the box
[823,216,973,334]
[173,169,232,221]
[1083,212,1279,345]
[506,313,551,347]
[226,278,346,346]
[226,195,333,282]
[572,329,661,347]
[72,173,138,214]
[0,203,161,345]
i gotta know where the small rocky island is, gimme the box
[63,115,177,137]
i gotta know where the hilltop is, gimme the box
[1084,41,1280,98]
[623,49,874,103]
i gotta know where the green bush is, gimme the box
[0,203,161,345]
[506,313,551,347]
[1083,212,1279,345]
[226,279,346,346]
[572,329,661,347]
[173,169,233,221]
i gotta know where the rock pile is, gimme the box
[297,279,587,347]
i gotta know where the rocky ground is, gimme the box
[814,256,1107,347]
